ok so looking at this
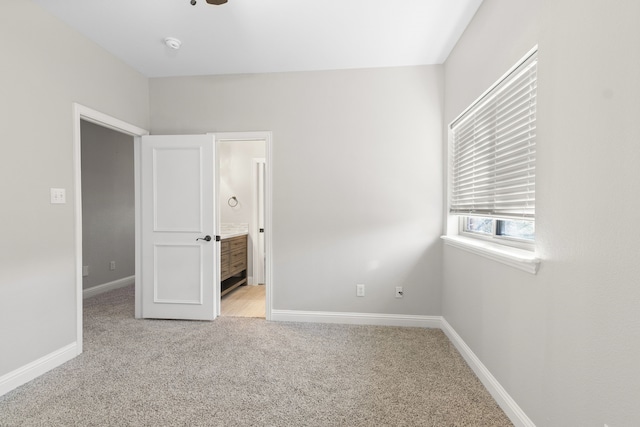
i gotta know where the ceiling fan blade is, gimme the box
[206,0,228,4]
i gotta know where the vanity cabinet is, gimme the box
[220,234,247,296]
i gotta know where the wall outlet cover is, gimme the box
[50,188,66,204]
[395,286,404,298]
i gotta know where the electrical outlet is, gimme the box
[82,266,89,277]
[109,261,116,270]
[356,284,365,297]
[50,188,66,204]
[395,286,404,298]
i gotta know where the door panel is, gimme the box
[154,244,202,304]
[141,134,217,320]
[154,147,203,231]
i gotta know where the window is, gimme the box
[448,48,537,250]
[463,216,534,242]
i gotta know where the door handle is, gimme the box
[196,235,212,242]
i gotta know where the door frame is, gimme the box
[72,103,148,354]
[74,111,274,348]
[215,132,273,320]
[251,157,266,286]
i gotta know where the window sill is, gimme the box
[441,235,540,274]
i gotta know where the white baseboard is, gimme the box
[83,275,135,299]
[441,318,535,427]
[271,309,442,328]
[0,342,78,397]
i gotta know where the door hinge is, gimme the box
[259,228,265,233]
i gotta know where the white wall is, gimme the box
[0,0,148,378]
[443,0,640,425]
[219,141,265,224]
[150,66,444,315]
[219,140,266,281]
[81,121,135,290]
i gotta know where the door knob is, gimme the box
[196,235,212,242]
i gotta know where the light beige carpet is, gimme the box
[0,285,512,426]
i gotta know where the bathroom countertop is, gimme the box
[220,231,248,239]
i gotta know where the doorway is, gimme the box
[74,112,273,350]
[216,134,270,319]
[80,121,135,299]
[72,104,148,354]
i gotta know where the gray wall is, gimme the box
[443,0,640,425]
[0,0,148,377]
[150,66,444,315]
[81,121,135,290]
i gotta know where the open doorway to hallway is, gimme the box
[80,120,135,300]
[73,104,148,352]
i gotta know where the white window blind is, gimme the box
[449,51,537,220]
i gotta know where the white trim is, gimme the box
[251,157,266,286]
[441,319,536,427]
[72,103,149,353]
[83,275,135,299]
[264,135,273,321]
[0,343,77,397]
[134,136,142,319]
[213,134,221,317]
[74,105,148,137]
[271,310,442,328]
[441,235,540,274]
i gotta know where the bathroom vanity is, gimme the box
[220,234,247,296]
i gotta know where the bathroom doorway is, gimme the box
[216,134,270,318]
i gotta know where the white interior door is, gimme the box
[141,134,218,320]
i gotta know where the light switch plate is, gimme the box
[50,188,66,204]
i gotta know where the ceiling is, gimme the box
[31,0,483,78]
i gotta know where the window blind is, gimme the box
[449,51,537,220]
